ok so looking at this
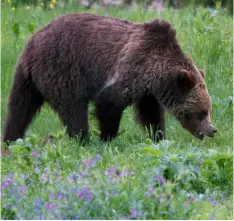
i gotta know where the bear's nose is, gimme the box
[212,128,217,134]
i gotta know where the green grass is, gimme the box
[1,2,233,220]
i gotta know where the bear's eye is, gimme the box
[197,111,208,120]
[185,113,193,120]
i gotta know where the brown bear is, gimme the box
[3,13,217,143]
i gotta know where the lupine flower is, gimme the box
[45,202,56,210]
[210,199,218,206]
[167,194,172,200]
[191,197,197,203]
[185,200,190,206]
[73,188,79,193]
[130,209,137,218]
[31,151,40,157]
[148,187,154,194]
[34,208,40,214]
[1,182,9,189]
[34,167,40,173]
[96,154,102,160]
[40,174,48,183]
[3,173,14,183]
[57,193,63,199]
[153,176,165,184]
[68,177,73,183]
[78,187,93,201]
[20,186,26,192]
[111,190,116,196]
[105,167,117,176]
[82,160,89,167]
[145,193,150,198]
[119,171,135,178]
[71,174,78,182]
[49,194,54,199]
[35,199,44,208]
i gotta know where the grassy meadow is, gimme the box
[1,1,233,220]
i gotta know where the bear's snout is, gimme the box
[197,122,217,139]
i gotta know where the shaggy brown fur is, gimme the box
[3,13,216,143]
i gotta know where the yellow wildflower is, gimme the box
[26,6,30,11]
[8,0,12,3]
[12,7,16,12]
[52,0,57,4]
[49,3,54,9]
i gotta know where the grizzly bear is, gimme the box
[3,13,217,143]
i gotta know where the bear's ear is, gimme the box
[177,69,197,93]
[198,68,205,78]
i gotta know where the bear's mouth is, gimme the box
[195,130,204,140]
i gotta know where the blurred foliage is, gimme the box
[2,0,233,14]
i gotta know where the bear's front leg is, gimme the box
[135,94,166,142]
[95,85,127,142]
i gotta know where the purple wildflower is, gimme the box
[20,186,26,192]
[105,167,117,177]
[3,173,14,183]
[210,199,218,206]
[34,209,40,214]
[56,162,60,167]
[73,188,79,193]
[148,187,154,194]
[191,197,197,203]
[34,167,40,173]
[57,193,63,199]
[108,167,117,173]
[40,174,48,183]
[82,160,89,167]
[31,151,40,157]
[78,188,93,201]
[119,171,135,178]
[35,199,44,208]
[130,209,137,218]
[111,190,116,196]
[71,174,78,182]
[45,202,56,210]
[167,194,172,200]
[145,193,150,198]
[68,177,73,183]
[1,182,9,189]
[96,154,102,160]
[49,194,54,199]
[3,204,11,210]
[153,176,165,184]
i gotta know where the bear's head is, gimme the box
[159,66,217,140]
[144,19,216,139]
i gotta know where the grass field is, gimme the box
[1,1,233,220]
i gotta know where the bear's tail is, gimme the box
[3,59,44,144]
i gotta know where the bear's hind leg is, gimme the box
[56,100,89,142]
[3,72,44,144]
[135,94,165,142]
